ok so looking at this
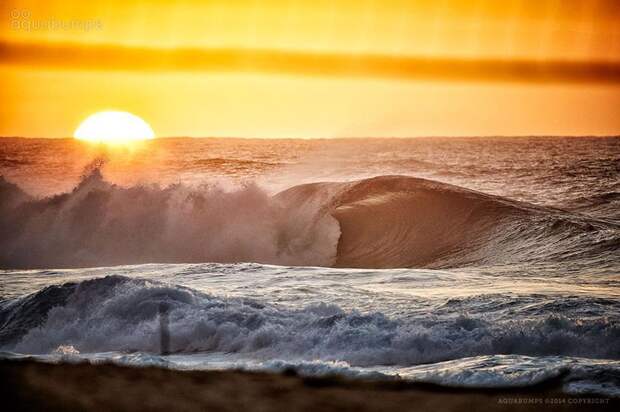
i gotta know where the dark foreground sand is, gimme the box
[1,359,615,411]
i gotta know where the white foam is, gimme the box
[3,276,618,366]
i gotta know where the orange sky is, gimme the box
[1,0,619,137]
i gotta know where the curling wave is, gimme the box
[0,171,617,269]
[276,175,620,268]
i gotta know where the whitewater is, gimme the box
[0,136,619,396]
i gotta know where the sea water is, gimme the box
[1,136,618,396]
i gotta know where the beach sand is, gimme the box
[1,359,614,411]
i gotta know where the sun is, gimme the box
[74,111,155,144]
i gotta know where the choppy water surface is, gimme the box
[0,137,618,396]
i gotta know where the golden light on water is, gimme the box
[74,111,155,144]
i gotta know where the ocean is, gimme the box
[1,136,619,396]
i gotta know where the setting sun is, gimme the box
[74,111,155,144]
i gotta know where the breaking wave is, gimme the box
[1,170,618,269]
[0,168,340,268]
[1,276,619,363]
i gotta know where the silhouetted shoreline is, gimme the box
[1,359,614,411]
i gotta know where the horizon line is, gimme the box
[2,135,619,140]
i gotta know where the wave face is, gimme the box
[1,171,618,269]
[1,276,619,363]
[276,175,620,269]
